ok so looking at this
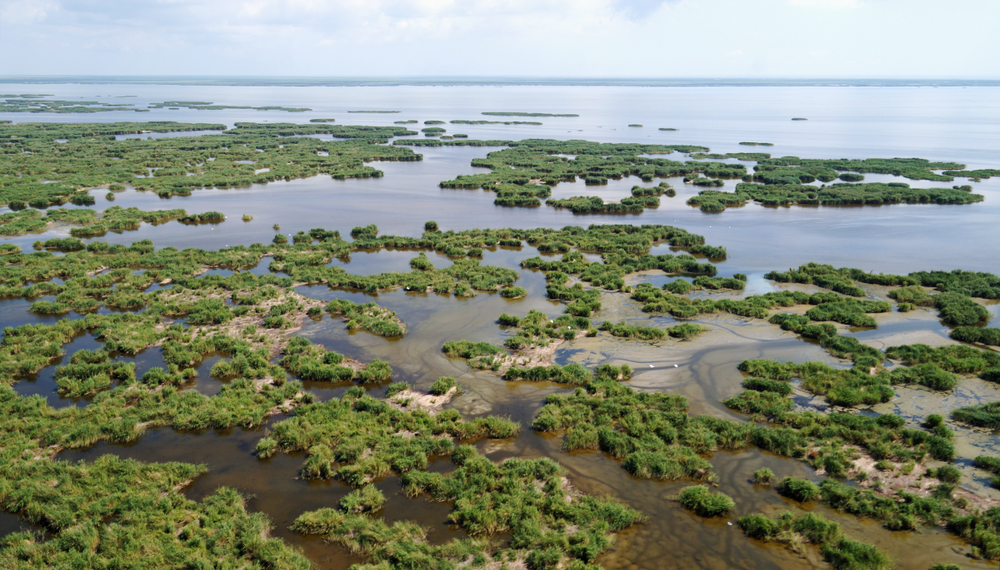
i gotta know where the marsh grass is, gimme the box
[739,511,891,570]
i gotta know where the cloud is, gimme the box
[0,0,997,78]
[611,0,679,20]
[787,0,862,8]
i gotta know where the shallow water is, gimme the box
[2,84,1000,568]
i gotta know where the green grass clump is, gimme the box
[599,321,706,341]
[677,485,735,517]
[804,299,891,328]
[429,376,459,395]
[885,343,1000,381]
[739,511,889,570]
[974,456,1000,475]
[780,477,821,502]
[54,350,136,397]
[935,292,990,326]
[950,327,1000,346]
[723,389,794,419]
[279,337,363,383]
[504,363,593,385]
[339,484,386,514]
[753,468,774,484]
[326,298,406,337]
[952,402,1000,429]
[442,340,506,370]
[499,286,526,298]
[547,195,659,213]
[743,376,793,396]
[739,141,774,146]
[409,253,434,270]
[178,210,224,223]
[888,363,957,390]
[822,538,892,570]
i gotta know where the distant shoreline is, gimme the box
[1,76,998,88]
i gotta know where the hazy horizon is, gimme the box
[2,76,999,87]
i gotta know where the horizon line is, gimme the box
[1,75,999,87]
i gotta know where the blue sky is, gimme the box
[2,0,997,78]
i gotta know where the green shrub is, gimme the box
[822,538,892,570]
[677,485,735,517]
[500,286,527,298]
[430,376,458,395]
[934,465,962,484]
[781,477,820,502]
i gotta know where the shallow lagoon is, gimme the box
[1,84,999,569]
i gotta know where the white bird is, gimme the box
[650,365,654,368]
[674,364,678,368]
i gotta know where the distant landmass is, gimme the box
[1,76,998,87]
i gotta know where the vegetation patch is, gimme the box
[0,122,419,207]
[482,112,578,117]
[677,485,735,517]
[256,387,519,482]
[599,321,706,341]
[687,182,982,212]
[738,511,891,570]
[443,309,594,376]
[325,298,407,337]
[293,446,642,570]
[148,101,310,112]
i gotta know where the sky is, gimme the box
[1,0,998,78]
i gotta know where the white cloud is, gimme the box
[0,0,996,78]
[787,0,862,8]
